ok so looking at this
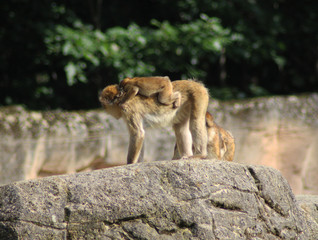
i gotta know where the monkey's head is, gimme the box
[99,85,121,104]
[99,84,124,119]
[205,112,215,128]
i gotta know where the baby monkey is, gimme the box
[119,76,181,108]
[172,111,235,162]
[205,112,235,161]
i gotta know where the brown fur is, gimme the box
[100,79,209,164]
[173,111,235,161]
[119,76,181,108]
[205,112,235,161]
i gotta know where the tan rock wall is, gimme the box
[211,94,318,194]
[0,94,317,194]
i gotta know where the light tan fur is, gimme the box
[119,76,181,108]
[205,112,235,161]
[100,79,209,164]
[173,111,235,161]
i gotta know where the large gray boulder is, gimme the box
[296,195,318,224]
[0,160,317,239]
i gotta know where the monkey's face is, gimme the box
[99,85,123,119]
[99,85,121,104]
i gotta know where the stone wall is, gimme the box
[0,93,317,194]
[0,106,175,185]
[1,160,317,239]
[212,94,318,195]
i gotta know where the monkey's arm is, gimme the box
[120,86,139,105]
[126,115,145,164]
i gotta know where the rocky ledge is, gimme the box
[0,159,317,239]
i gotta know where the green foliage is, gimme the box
[46,14,236,85]
[1,0,317,109]
[176,0,318,95]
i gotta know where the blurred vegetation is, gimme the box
[1,0,317,109]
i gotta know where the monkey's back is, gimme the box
[120,79,209,127]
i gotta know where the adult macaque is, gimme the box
[119,76,181,108]
[173,112,235,161]
[99,80,209,164]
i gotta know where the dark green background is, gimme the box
[1,0,317,110]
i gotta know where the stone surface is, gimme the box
[1,93,318,195]
[0,160,317,239]
[296,195,318,224]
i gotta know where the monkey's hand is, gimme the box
[118,86,139,105]
[172,91,181,109]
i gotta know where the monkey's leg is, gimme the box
[189,88,209,157]
[157,81,174,105]
[190,117,208,157]
[173,118,193,159]
[190,109,208,157]
[126,117,145,164]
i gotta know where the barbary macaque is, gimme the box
[205,112,235,161]
[99,79,209,164]
[173,112,235,161]
[119,76,181,108]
